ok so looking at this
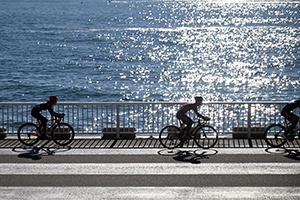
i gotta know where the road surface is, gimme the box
[0,147,299,199]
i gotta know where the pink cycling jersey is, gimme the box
[177,103,198,117]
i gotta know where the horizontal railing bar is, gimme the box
[0,101,288,105]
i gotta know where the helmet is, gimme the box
[195,96,203,102]
[49,95,58,101]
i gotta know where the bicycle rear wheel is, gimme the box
[193,125,218,149]
[264,124,287,148]
[17,123,40,146]
[159,125,182,149]
[51,123,75,146]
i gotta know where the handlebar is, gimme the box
[179,118,209,125]
[52,114,65,122]
[197,118,209,124]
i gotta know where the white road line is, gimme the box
[1,187,300,200]
[0,163,298,175]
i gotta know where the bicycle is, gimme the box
[17,116,75,146]
[159,119,218,149]
[264,118,300,148]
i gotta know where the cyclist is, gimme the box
[31,95,65,137]
[176,96,210,135]
[281,98,300,134]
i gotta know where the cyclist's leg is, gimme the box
[290,115,299,132]
[281,108,298,132]
[35,114,47,134]
[181,115,193,134]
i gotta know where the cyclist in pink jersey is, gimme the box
[176,96,210,135]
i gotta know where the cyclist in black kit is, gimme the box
[176,96,210,135]
[31,95,65,137]
[281,98,300,133]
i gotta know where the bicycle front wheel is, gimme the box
[264,124,287,148]
[17,123,40,146]
[194,125,218,149]
[51,123,75,146]
[159,125,182,149]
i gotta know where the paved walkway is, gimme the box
[1,136,300,199]
[1,144,300,199]
[0,136,299,149]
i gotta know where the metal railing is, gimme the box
[1,101,298,138]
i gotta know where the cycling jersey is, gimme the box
[281,99,300,121]
[32,102,62,117]
[284,99,300,111]
[177,103,198,117]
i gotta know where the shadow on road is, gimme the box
[12,143,71,160]
[265,147,300,161]
[158,149,218,164]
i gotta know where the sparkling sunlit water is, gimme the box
[0,0,299,102]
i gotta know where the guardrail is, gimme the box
[0,101,297,138]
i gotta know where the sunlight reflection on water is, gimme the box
[0,0,299,102]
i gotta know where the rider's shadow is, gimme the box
[158,149,218,164]
[173,150,207,164]
[285,149,300,161]
[17,146,44,160]
[13,143,71,160]
[266,148,300,161]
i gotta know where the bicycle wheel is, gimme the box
[264,124,287,148]
[193,125,218,149]
[51,122,75,146]
[17,123,40,146]
[159,125,182,149]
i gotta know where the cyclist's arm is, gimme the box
[193,106,210,121]
[47,104,64,118]
[196,112,210,120]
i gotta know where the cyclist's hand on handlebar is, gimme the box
[57,114,65,119]
[203,116,210,121]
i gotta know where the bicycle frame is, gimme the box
[36,118,62,136]
[275,119,300,142]
[179,119,206,136]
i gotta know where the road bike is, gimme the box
[159,119,218,149]
[264,119,300,148]
[17,116,74,146]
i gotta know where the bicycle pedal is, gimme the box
[45,135,52,139]
[287,135,295,142]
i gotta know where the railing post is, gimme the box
[247,103,251,139]
[116,104,121,139]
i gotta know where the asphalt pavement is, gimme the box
[0,137,299,199]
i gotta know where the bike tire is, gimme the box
[17,122,40,146]
[51,122,75,146]
[193,124,218,149]
[159,125,182,149]
[264,124,287,148]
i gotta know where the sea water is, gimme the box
[0,0,299,103]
